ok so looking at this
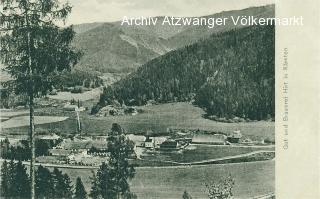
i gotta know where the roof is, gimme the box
[160,140,177,146]
[60,140,108,150]
[192,134,226,143]
[39,133,60,140]
[152,137,167,142]
[229,130,242,139]
[91,141,108,149]
[126,134,146,142]
[49,149,72,156]
[63,104,78,111]
[145,137,167,143]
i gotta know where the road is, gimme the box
[0,150,274,169]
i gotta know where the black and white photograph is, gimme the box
[1,0,296,198]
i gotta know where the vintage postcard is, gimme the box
[0,0,318,199]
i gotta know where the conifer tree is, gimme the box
[90,123,136,199]
[0,1,81,198]
[35,165,54,199]
[0,160,9,197]
[52,168,73,199]
[107,123,136,199]
[62,173,73,199]
[89,172,102,199]
[74,177,87,199]
[7,159,15,195]
[11,161,31,199]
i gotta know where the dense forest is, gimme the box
[53,70,103,90]
[97,25,275,120]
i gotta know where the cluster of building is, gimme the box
[1,129,246,166]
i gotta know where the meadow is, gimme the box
[2,102,274,142]
[141,145,275,164]
[47,87,102,101]
[1,116,68,129]
[56,160,275,199]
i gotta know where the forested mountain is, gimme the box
[166,5,274,48]
[72,5,274,73]
[72,23,172,73]
[99,25,275,120]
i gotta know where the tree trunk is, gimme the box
[29,93,35,199]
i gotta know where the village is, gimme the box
[0,124,275,167]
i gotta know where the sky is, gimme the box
[67,0,275,25]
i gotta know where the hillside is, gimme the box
[99,25,275,120]
[72,23,172,73]
[72,5,274,73]
[166,5,274,48]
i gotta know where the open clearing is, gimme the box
[47,87,102,101]
[1,116,68,129]
[0,110,30,118]
[3,102,274,141]
[55,160,274,199]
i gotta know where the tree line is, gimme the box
[0,138,57,161]
[97,25,275,120]
[52,70,103,91]
[0,160,87,199]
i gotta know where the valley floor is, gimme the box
[1,101,275,198]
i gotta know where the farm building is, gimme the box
[126,134,146,147]
[63,104,78,111]
[145,137,154,148]
[63,103,85,112]
[153,137,167,147]
[227,130,242,143]
[49,149,72,157]
[159,140,180,150]
[38,133,61,146]
[192,134,227,145]
[91,135,108,141]
[58,139,108,153]
[144,136,167,149]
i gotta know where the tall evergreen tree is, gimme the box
[90,123,136,199]
[89,172,102,199]
[74,177,87,199]
[107,123,136,199]
[0,160,9,197]
[0,1,81,198]
[7,159,16,196]
[96,162,114,198]
[35,140,50,157]
[11,161,31,199]
[52,168,73,199]
[62,173,73,199]
[35,165,54,199]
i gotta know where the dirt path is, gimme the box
[0,150,274,169]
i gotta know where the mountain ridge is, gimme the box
[72,5,274,73]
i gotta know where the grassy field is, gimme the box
[2,102,274,141]
[47,87,102,101]
[1,116,68,129]
[141,145,274,163]
[0,110,30,118]
[53,160,274,199]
